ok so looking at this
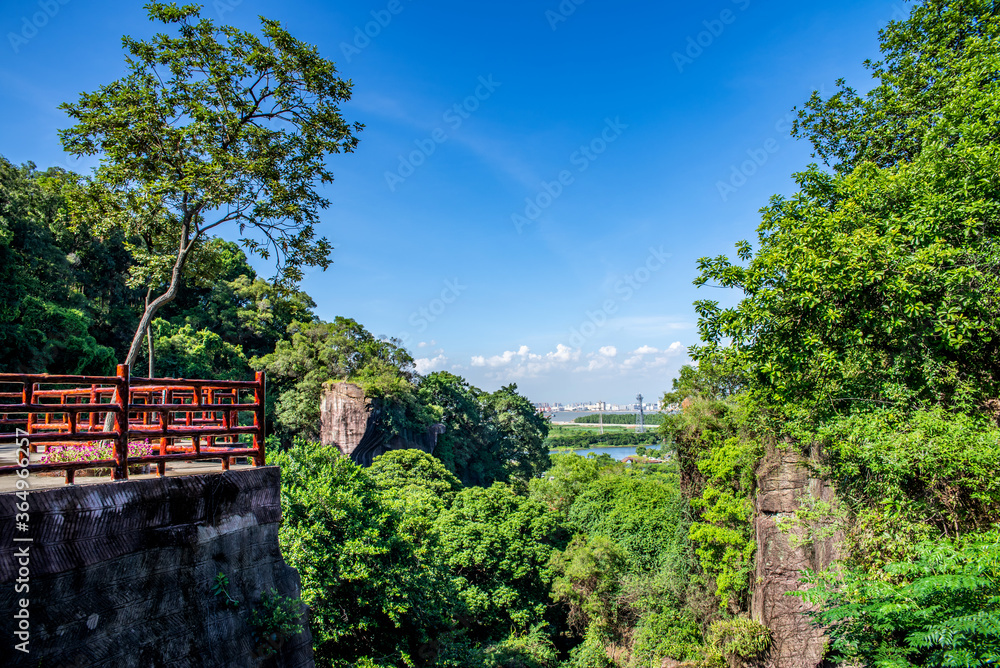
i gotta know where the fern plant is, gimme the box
[798,533,1000,666]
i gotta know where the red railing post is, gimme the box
[253,372,265,466]
[111,364,130,481]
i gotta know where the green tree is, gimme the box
[792,0,1000,173]
[418,371,498,486]
[529,451,620,516]
[369,448,463,503]
[418,373,550,486]
[59,1,362,372]
[162,238,317,362]
[254,317,416,438]
[435,483,568,640]
[269,441,447,667]
[150,318,249,380]
[550,535,628,637]
[482,384,551,482]
[800,534,1000,667]
[693,3,1000,428]
[0,157,120,374]
[568,474,690,577]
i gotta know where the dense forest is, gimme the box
[5,1,1000,666]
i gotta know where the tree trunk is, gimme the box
[147,323,154,378]
[103,220,197,434]
[145,286,155,378]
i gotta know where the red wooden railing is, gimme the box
[0,365,265,484]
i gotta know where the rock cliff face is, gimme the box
[319,382,444,466]
[0,467,313,667]
[752,445,842,668]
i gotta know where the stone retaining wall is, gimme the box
[0,467,313,667]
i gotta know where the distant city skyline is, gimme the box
[535,400,665,413]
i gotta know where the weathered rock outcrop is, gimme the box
[319,382,444,466]
[753,444,842,668]
[0,468,313,667]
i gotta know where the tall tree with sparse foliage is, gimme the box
[59,1,362,372]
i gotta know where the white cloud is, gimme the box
[417,340,436,348]
[415,354,448,375]
[468,341,686,382]
[468,344,583,379]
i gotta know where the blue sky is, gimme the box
[0,0,905,404]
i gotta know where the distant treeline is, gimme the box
[573,413,666,425]
[547,429,664,449]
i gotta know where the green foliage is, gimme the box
[59,1,361,366]
[369,448,462,502]
[11,297,117,375]
[704,617,771,666]
[483,383,551,483]
[545,456,702,665]
[550,536,628,637]
[163,238,316,362]
[212,572,240,610]
[254,317,416,439]
[792,0,1000,173]
[819,408,1000,569]
[629,603,702,665]
[661,359,742,407]
[568,473,689,575]
[0,156,124,373]
[799,534,1000,667]
[688,436,762,609]
[529,451,620,516]
[151,318,250,380]
[419,372,550,486]
[484,626,559,668]
[545,429,662,450]
[369,449,463,566]
[657,366,758,614]
[268,440,446,667]
[249,588,305,656]
[435,483,568,637]
[693,6,1000,428]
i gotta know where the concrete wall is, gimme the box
[0,467,313,667]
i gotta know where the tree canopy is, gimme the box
[59,1,361,369]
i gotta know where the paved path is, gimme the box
[0,457,257,492]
